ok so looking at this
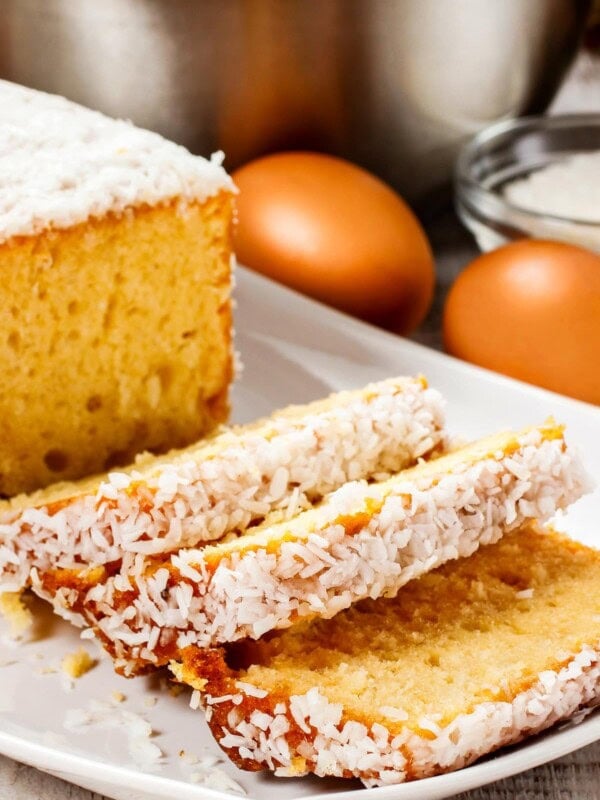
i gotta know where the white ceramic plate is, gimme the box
[0,266,598,800]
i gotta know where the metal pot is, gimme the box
[0,0,589,205]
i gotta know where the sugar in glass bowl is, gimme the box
[455,114,600,254]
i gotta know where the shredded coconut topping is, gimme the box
[0,79,234,244]
[209,644,600,785]
[35,429,589,675]
[516,588,535,600]
[0,377,445,592]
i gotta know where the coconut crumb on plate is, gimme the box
[64,699,162,769]
[189,767,246,794]
[179,749,200,765]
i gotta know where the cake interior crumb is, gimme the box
[0,592,33,637]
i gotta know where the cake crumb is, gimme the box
[144,696,157,708]
[38,665,58,675]
[179,749,199,765]
[289,756,307,775]
[168,682,186,697]
[170,660,206,691]
[61,647,96,678]
[0,592,32,637]
[111,691,126,704]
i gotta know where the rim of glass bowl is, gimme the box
[455,113,600,235]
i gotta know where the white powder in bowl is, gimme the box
[504,152,600,224]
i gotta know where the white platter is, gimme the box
[0,266,598,800]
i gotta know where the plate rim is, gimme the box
[0,710,599,800]
[236,265,600,418]
[0,727,232,800]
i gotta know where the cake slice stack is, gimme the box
[175,524,600,785]
[35,420,587,676]
[2,369,595,787]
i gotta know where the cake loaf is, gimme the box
[0,376,445,591]
[0,79,235,495]
[35,422,589,675]
[177,524,600,785]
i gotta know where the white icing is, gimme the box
[0,80,235,244]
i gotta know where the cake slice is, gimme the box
[0,376,445,591]
[0,79,235,496]
[35,422,589,676]
[175,524,600,786]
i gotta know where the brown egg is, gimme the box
[444,240,600,405]
[232,152,435,335]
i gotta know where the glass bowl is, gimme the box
[455,114,600,253]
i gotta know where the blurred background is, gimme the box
[0,0,595,208]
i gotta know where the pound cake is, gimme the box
[0,376,444,591]
[176,524,600,785]
[35,422,589,675]
[0,79,235,495]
